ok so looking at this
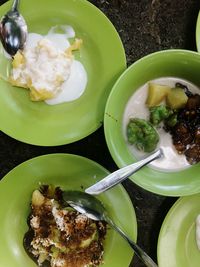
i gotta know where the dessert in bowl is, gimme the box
[104,49,200,196]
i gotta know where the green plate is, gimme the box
[0,153,137,267]
[157,194,200,267]
[0,0,126,146]
[104,49,200,196]
[196,10,200,52]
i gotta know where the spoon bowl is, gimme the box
[63,190,158,267]
[0,0,27,56]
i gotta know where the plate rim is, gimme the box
[196,10,200,52]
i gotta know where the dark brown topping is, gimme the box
[24,186,107,267]
[185,144,200,164]
[166,93,200,164]
[185,94,200,110]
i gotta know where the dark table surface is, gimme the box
[0,0,200,267]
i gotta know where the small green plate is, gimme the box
[157,194,200,267]
[104,49,200,196]
[0,0,126,146]
[196,10,200,52]
[0,153,137,267]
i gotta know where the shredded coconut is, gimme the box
[52,206,65,232]
[30,215,40,229]
[51,258,65,267]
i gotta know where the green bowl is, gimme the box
[104,49,200,196]
[0,0,126,146]
[196,10,200,52]
[0,154,137,267]
[157,193,200,267]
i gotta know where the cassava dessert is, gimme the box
[24,185,107,267]
[124,77,200,170]
[9,25,87,105]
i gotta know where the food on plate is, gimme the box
[127,118,159,152]
[9,25,87,105]
[123,77,200,170]
[24,185,107,267]
[196,214,200,250]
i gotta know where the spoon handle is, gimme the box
[12,0,19,11]
[107,218,158,267]
[85,149,163,195]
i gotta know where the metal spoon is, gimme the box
[85,148,163,195]
[63,190,158,267]
[0,0,27,56]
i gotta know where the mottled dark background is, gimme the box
[0,0,200,266]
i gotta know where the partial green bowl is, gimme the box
[0,154,137,267]
[157,193,200,267]
[196,10,200,52]
[104,49,200,196]
[0,0,126,146]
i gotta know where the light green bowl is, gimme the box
[196,10,200,52]
[0,0,126,146]
[104,49,200,196]
[157,193,200,267]
[0,154,137,267]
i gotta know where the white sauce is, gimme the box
[11,25,87,105]
[196,214,200,250]
[123,77,200,171]
[46,60,87,105]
